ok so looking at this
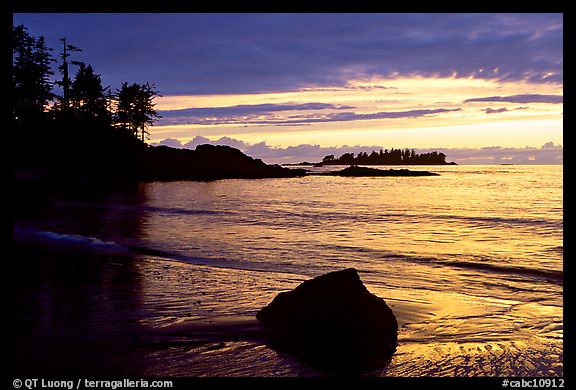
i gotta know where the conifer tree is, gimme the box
[12,25,55,123]
[69,63,111,124]
[55,37,83,111]
[115,82,161,142]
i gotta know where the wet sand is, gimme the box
[11,242,562,377]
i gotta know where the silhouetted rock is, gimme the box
[256,268,398,374]
[140,144,307,181]
[282,162,316,166]
[321,165,439,177]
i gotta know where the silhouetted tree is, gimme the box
[356,151,368,164]
[438,152,447,164]
[12,25,55,124]
[402,149,410,162]
[69,63,112,125]
[115,82,161,141]
[55,38,83,112]
[320,148,450,165]
[390,148,401,164]
[339,153,355,164]
[12,25,166,177]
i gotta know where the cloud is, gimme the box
[14,13,563,95]
[243,143,381,164]
[157,102,352,126]
[465,94,563,104]
[482,106,533,114]
[418,143,563,164]
[158,106,462,126]
[157,138,184,148]
[299,85,398,92]
[183,136,249,150]
[159,102,350,117]
[483,107,509,114]
[316,108,462,122]
[153,136,562,165]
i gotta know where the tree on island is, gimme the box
[322,154,335,163]
[319,148,450,165]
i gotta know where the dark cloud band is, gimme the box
[465,94,563,104]
[158,102,351,117]
[157,106,462,126]
[14,13,563,95]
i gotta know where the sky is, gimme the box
[13,13,563,164]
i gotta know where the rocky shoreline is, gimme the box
[315,165,440,177]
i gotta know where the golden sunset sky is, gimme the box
[14,13,563,163]
[153,76,562,149]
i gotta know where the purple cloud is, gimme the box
[465,94,563,104]
[423,143,563,165]
[153,137,562,165]
[184,136,249,150]
[159,102,350,117]
[337,108,462,121]
[483,108,509,114]
[283,108,462,125]
[158,107,462,126]
[482,106,532,114]
[156,136,250,151]
[157,138,183,148]
[13,13,563,95]
[157,102,352,126]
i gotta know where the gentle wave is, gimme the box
[13,226,562,285]
[58,201,231,217]
[440,259,562,284]
[238,208,561,230]
[57,200,562,230]
[13,226,128,253]
[320,242,562,282]
[12,226,307,275]
[434,214,562,229]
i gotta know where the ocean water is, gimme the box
[12,165,563,377]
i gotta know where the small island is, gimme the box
[317,165,440,177]
[289,149,457,167]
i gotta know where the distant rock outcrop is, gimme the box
[321,165,440,177]
[256,268,398,374]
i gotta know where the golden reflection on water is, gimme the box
[134,165,562,376]
[139,165,561,272]
[134,255,563,376]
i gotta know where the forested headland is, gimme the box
[12,25,451,182]
[12,25,304,181]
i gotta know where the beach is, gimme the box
[11,165,563,377]
[12,242,562,377]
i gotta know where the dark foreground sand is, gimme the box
[11,242,563,377]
